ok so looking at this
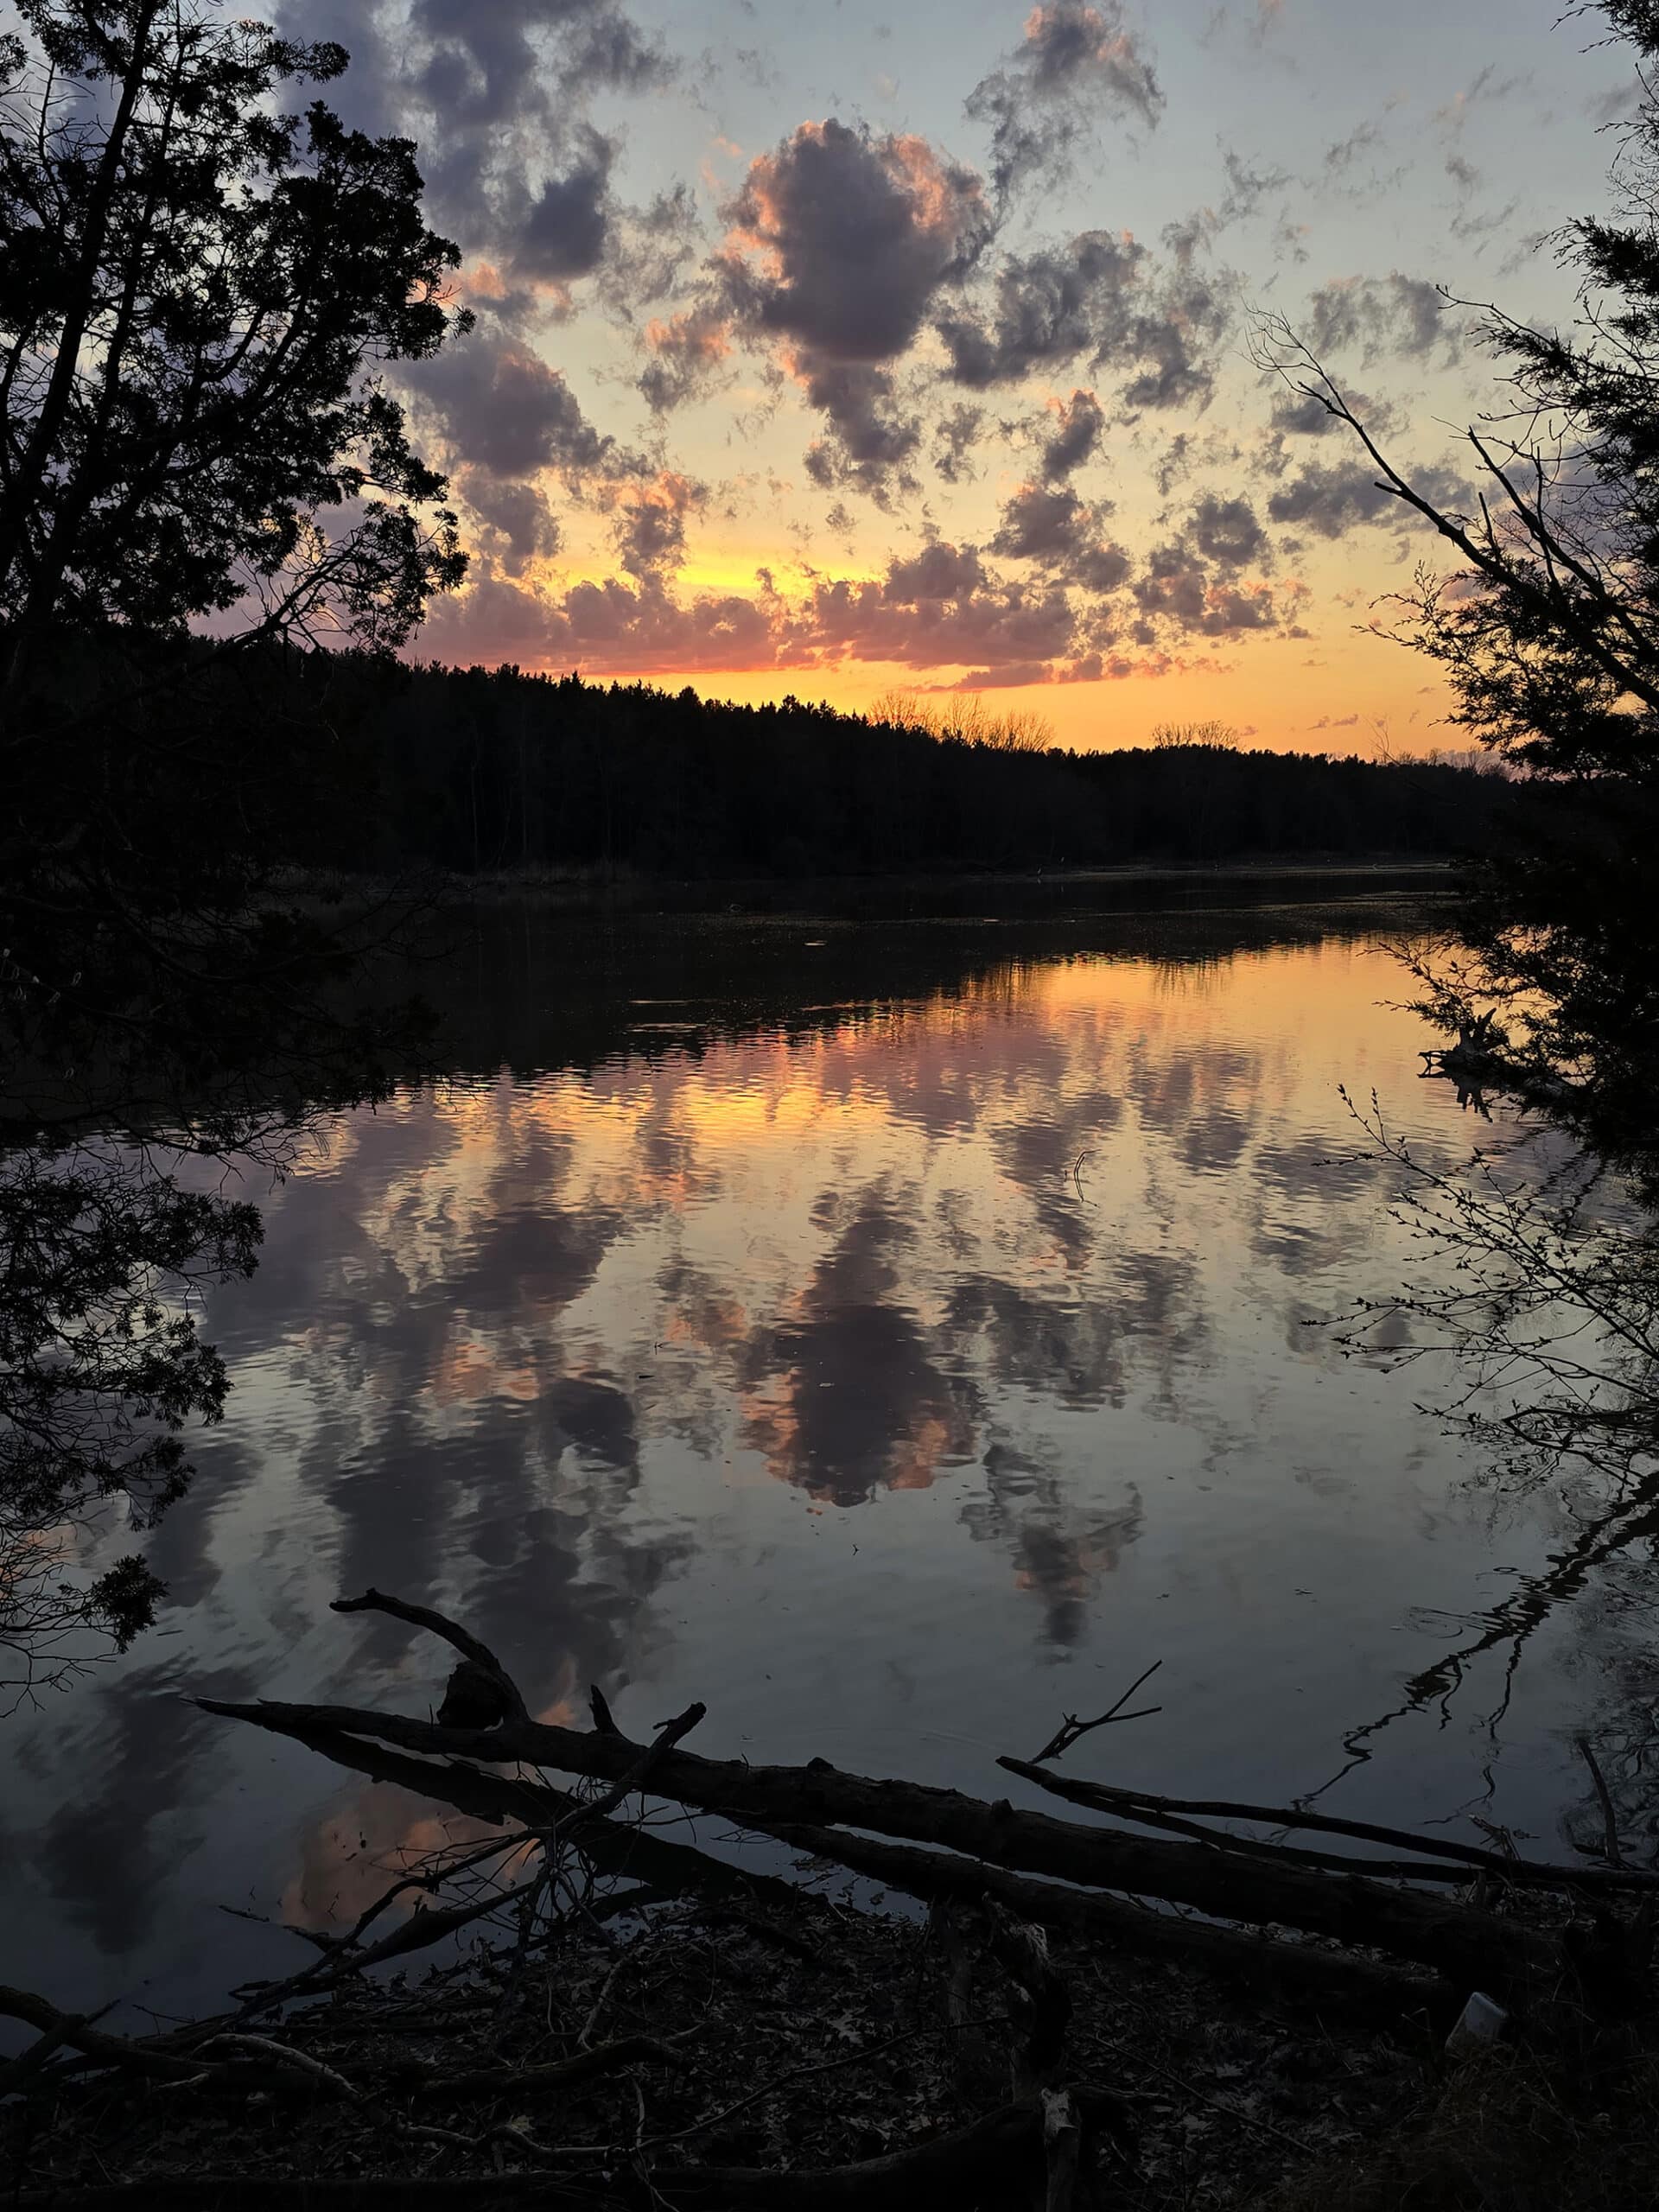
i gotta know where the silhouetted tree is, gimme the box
[0,4,468,1689]
[1261,1,1659,1173]
[0,1,467,694]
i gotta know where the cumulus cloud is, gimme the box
[1124,492,1289,639]
[794,543,1079,670]
[1188,492,1268,569]
[416,331,614,479]
[716,118,992,489]
[424,501,1304,683]
[1267,457,1465,537]
[612,472,705,578]
[799,363,921,498]
[967,1,1164,203]
[1132,545,1284,635]
[639,301,734,413]
[513,128,614,286]
[599,185,703,317]
[1040,388,1106,479]
[1268,388,1339,437]
[1306,273,1455,364]
[721,120,990,362]
[938,226,1229,410]
[991,482,1131,592]
[276,0,673,306]
[937,230,1143,386]
[933,402,986,483]
[423,569,778,675]
[426,536,1091,681]
[456,469,563,575]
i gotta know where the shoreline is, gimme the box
[289,855,1459,925]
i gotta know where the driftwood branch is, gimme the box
[995,1758,1659,1894]
[228,1714,799,1921]
[330,1589,528,1726]
[759,1816,1446,2016]
[1030,1661,1164,1763]
[200,1688,1566,2002]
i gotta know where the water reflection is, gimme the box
[5,892,1616,2017]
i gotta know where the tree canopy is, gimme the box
[1262,0,1659,1173]
[0,0,468,702]
[0,3,472,1694]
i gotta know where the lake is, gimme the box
[0,875,1628,2020]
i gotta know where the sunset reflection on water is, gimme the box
[1,900,1605,2019]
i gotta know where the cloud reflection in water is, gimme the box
[9,913,1536,2013]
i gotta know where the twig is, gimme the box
[549,1700,707,1847]
[588,1684,623,1737]
[578,1943,639,2048]
[638,2012,1008,2152]
[1137,2053,1315,2155]
[1575,1733,1628,1869]
[1031,1662,1164,1763]
[200,2033,359,2101]
[409,2034,688,2102]
[302,1832,535,1960]
[545,2013,1009,2157]
[0,1986,241,2085]
[1001,1761,1561,1884]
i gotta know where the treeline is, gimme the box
[311,659,1510,879]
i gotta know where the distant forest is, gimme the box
[284,658,1510,880]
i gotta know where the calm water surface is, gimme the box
[0,883,1625,2018]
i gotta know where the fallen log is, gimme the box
[239,1716,804,1924]
[751,1817,1449,2018]
[202,1688,1566,2004]
[997,1758,1659,1895]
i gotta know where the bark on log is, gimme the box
[997,1758,1659,1894]
[986,1906,1070,2101]
[200,1695,1567,2003]
[241,1716,802,1916]
[1042,2088,1082,2212]
[759,1817,1448,2018]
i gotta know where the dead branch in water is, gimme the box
[199,1587,1577,2005]
[1029,1659,1166,1763]
[17,1583,1659,2212]
[995,1758,1659,1896]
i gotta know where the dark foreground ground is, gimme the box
[5,1875,1656,2211]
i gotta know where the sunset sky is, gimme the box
[276,0,1639,752]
